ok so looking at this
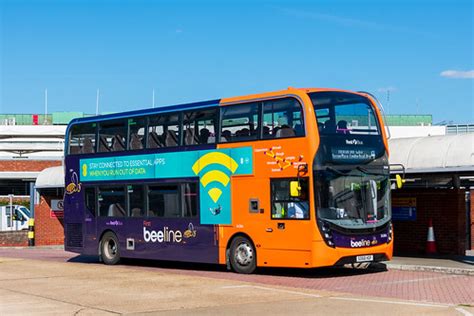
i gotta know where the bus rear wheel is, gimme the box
[100,232,121,265]
[229,236,256,274]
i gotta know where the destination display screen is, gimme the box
[314,135,385,165]
[331,147,377,163]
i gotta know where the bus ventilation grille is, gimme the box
[66,223,83,248]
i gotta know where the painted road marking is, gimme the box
[221,285,322,298]
[456,307,474,316]
[334,274,459,290]
[222,284,462,311]
[330,297,450,308]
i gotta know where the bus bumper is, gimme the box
[311,239,393,268]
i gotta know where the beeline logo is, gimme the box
[143,226,182,243]
[350,239,371,248]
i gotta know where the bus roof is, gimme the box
[68,87,368,126]
[68,98,221,126]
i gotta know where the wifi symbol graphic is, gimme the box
[192,152,239,203]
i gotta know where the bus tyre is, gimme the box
[100,232,121,265]
[229,236,256,274]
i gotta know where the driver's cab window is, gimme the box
[14,209,25,221]
[271,178,309,219]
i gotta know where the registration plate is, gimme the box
[356,255,374,262]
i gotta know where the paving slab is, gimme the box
[1,256,472,316]
[384,256,474,275]
[0,247,473,307]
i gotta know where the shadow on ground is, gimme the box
[67,254,388,278]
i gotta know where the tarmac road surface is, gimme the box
[0,247,472,315]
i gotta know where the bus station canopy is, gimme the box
[388,134,474,174]
[35,166,64,189]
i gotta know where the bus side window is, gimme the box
[183,109,217,145]
[220,103,259,143]
[85,187,96,216]
[182,182,198,217]
[271,178,309,220]
[98,186,126,217]
[128,117,146,150]
[148,114,180,148]
[69,123,97,154]
[263,98,305,139]
[98,120,127,153]
[148,184,180,217]
[128,185,145,217]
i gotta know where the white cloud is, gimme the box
[440,70,474,79]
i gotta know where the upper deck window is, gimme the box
[98,120,127,153]
[183,109,217,145]
[263,98,305,138]
[69,123,97,155]
[148,113,181,148]
[128,117,146,150]
[310,92,380,136]
[221,102,259,142]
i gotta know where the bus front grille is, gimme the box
[66,223,83,248]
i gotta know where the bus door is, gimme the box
[83,187,97,248]
[262,177,313,253]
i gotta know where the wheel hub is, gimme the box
[105,239,117,258]
[235,242,253,266]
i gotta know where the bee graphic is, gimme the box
[65,172,82,195]
[183,222,197,239]
[210,205,222,216]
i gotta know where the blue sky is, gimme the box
[1,0,472,123]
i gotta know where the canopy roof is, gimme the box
[389,134,474,174]
[35,166,64,188]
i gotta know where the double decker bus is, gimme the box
[64,87,393,274]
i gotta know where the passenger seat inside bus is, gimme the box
[148,131,162,148]
[111,135,125,151]
[99,136,111,152]
[131,208,142,217]
[81,137,95,154]
[185,128,199,145]
[276,126,296,138]
[165,130,178,146]
[107,203,126,217]
[129,133,143,150]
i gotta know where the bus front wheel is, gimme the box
[229,236,256,274]
[100,232,121,265]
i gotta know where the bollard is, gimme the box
[426,218,437,254]
[28,218,35,247]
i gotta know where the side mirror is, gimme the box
[395,174,405,189]
[290,181,301,197]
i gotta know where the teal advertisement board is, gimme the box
[79,147,253,225]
